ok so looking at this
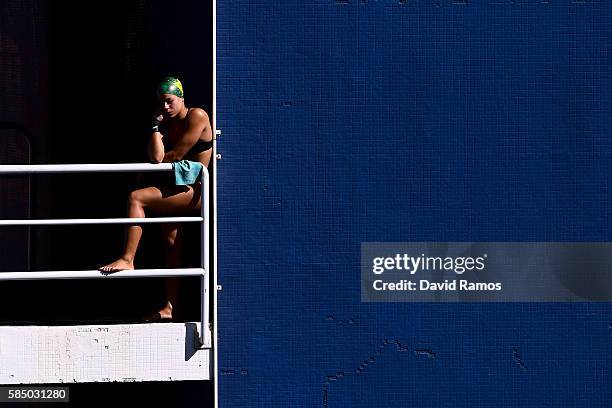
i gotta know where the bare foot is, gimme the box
[143,301,173,322]
[99,257,134,274]
[158,301,173,319]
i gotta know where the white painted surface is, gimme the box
[0,163,173,174]
[0,268,205,280]
[0,323,210,384]
[0,217,203,226]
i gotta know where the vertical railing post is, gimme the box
[200,167,210,347]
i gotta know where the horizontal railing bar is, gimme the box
[0,163,211,347]
[0,217,203,226]
[0,268,205,281]
[0,163,173,174]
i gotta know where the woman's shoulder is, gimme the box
[184,108,211,136]
[187,107,210,122]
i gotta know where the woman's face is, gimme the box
[159,94,184,118]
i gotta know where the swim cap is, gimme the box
[157,77,184,98]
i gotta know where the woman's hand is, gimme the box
[152,109,164,132]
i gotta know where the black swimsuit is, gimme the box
[162,108,212,155]
[140,109,211,187]
[185,138,213,154]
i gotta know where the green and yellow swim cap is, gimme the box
[157,77,184,98]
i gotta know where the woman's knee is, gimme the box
[127,190,143,206]
[164,229,178,247]
[128,187,156,207]
[164,236,176,248]
[161,223,182,247]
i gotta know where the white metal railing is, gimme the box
[0,163,210,347]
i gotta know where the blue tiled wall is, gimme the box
[217,1,611,406]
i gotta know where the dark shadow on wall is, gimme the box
[0,1,214,406]
[0,0,213,397]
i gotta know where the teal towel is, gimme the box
[172,160,203,185]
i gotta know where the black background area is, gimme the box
[0,1,214,406]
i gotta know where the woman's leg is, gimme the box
[155,223,185,319]
[99,184,201,272]
[162,223,183,268]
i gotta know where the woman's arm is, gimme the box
[162,109,209,162]
[148,112,166,163]
[148,131,165,163]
